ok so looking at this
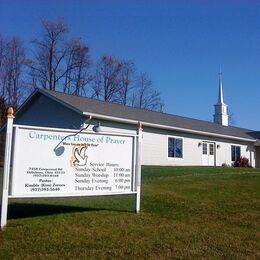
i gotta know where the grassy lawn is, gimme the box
[0,166,259,259]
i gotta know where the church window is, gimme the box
[168,137,183,158]
[231,145,241,161]
[203,143,207,154]
[209,144,214,155]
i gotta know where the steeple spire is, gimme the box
[218,71,224,104]
[213,70,229,126]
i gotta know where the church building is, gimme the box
[3,74,260,168]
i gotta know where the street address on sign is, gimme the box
[11,126,136,197]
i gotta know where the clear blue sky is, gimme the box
[0,0,259,130]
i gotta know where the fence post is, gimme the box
[1,107,14,229]
[135,121,142,213]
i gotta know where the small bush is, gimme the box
[233,157,252,168]
[222,162,230,167]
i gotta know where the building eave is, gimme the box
[83,111,256,143]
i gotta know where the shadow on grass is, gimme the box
[7,203,108,219]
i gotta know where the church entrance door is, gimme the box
[202,142,215,166]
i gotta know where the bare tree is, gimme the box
[92,56,164,111]
[133,72,164,111]
[63,38,92,96]
[92,55,122,102]
[29,18,93,95]
[229,110,236,126]
[118,61,135,105]
[30,17,69,90]
[0,96,6,128]
[0,34,6,99]
[0,36,27,112]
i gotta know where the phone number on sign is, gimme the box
[30,187,61,192]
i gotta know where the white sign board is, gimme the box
[11,126,136,197]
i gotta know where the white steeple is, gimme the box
[213,71,229,126]
[218,72,224,104]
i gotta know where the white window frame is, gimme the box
[167,135,184,160]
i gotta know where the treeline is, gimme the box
[0,17,164,127]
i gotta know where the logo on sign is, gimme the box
[71,145,88,167]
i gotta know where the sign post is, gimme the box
[135,122,143,213]
[1,108,14,229]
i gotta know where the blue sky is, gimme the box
[0,0,259,130]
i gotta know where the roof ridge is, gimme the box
[41,88,168,115]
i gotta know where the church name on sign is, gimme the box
[28,130,126,144]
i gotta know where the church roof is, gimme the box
[30,89,258,142]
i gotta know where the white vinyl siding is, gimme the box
[141,128,255,167]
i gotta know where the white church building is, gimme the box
[10,75,260,168]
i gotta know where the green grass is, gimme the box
[0,166,260,259]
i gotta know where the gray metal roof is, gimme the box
[39,89,258,141]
